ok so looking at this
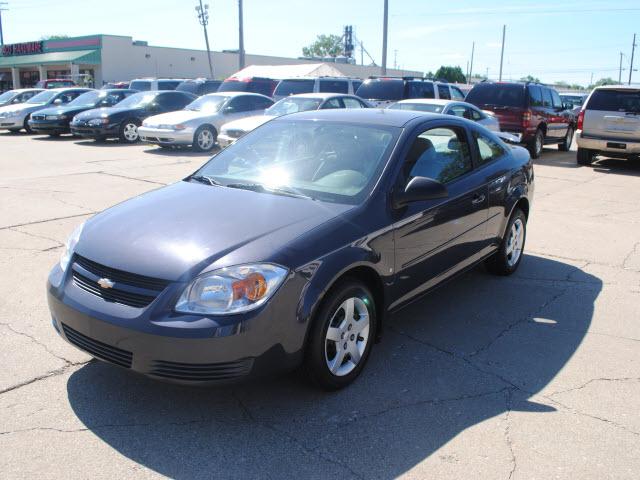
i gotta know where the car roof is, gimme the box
[395,99,460,106]
[284,93,356,100]
[202,91,271,99]
[593,84,640,91]
[273,108,438,127]
[13,88,44,93]
[47,87,92,92]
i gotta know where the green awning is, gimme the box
[0,50,100,67]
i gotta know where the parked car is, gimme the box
[560,93,588,117]
[272,77,363,101]
[28,89,138,136]
[576,85,640,165]
[0,88,44,108]
[35,79,77,89]
[355,77,466,107]
[388,99,500,131]
[70,90,197,143]
[218,93,370,147]
[101,82,130,90]
[465,81,575,158]
[0,87,92,133]
[217,76,278,97]
[47,108,533,390]
[128,78,185,92]
[139,92,273,151]
[176,78,222,96]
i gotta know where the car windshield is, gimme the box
[389,102,444,113]
[194,120,399,204]
[0,91,15,102]
[586,89,640,112]
[266,97,322,116]
[115,92,156,108]
[356,80,404,101]
[273,80,315,97]
[560,94,586,106]
[129,81,151,91]
[27,90,57,104]
[67,91,103,107]
[185,95,228,112]
[466,84,525,108]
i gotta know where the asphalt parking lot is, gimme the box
[1,132,639,479]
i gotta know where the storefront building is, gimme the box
[0,34,421,91]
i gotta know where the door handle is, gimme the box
[471,194,486,205]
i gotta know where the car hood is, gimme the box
[222,115,274,132]
[74,106,143,120]
[75,181,353,281]
[144,110,210,126]
[0,102,45,115]
[36,105,92,117]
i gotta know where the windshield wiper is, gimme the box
[226,182,313,200]
[189,174,222,186]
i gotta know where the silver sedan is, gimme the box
[388,99,500,131]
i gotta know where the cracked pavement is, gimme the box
[1,132,639,479]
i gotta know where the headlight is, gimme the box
[88,118,109,126]
[59,222,84,272]
[46,114,66,120]
[175,263,288,315]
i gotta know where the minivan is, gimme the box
[129,78,185,92]
[273,77,362,101]
[355,77,466,108]
[217,76,278,97]
[466,81,575,158]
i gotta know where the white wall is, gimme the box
[99,35,422,83]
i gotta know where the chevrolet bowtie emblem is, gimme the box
[97,278,115,289]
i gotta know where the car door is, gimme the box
[390,122,489,308]
[540,87,560,140]
[550,89,570,138]
[437,84,452,100]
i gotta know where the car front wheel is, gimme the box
[486,208,527,275]
[304,279,376,390]
[119,119,140,143]
[192,125,217,152]
[528,129,544,159]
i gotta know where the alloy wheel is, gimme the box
[506,218,525,267]
[197,129,215,150]
[324,297,370,377]
[123,123,138,142]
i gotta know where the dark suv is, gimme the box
[217,76,278,97]
[355,77,466,107]
[466,82,575,158]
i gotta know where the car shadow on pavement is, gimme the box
[73,139,132,147]
[143,146,218,157]
[66,254,601,479]
[32,135,77,141]
[592,157,640,177]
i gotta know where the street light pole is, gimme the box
[629,33,637,85]
[196,0,214,78]
[0,2,8,47]
[469,41,475,83]
[498,25,506,81]
[619,52,624,84]
[381,0,388,75]
[238,0,245,70]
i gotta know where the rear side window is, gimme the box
[352,80,362,92]
[407,127,472,183]
[551,90,563,109]
[586,89,640,112]
[437,85,451,100]
[474,131,506,166]
[541,88,553,108]
[249,96,274,110]
[406,82,425,99]
[274,79,315,96]
[158,80,181,90]
[319,80,348,94]
[451,86,465,100]
[130,81,151,91]
[466,84,526,108]
[247,80,274,96]
[528,86,543,107]
[356,79,404,100]
[342,97,365,109]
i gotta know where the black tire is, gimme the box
[577,147,594,165]
[527,129,544,159]
[8,128,21,133]
[118,118,141,143]
[558,126,574,151]
[303,279,377,390]
[485,208,527,276]
[192,125,217,152]
[23,116,33,134]
[48,133,61,138]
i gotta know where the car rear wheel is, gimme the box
[528,129,544,159]
[486,208,527,276]
[558,127,574,151]
[577,147,594,165]
[192,125,217,152]
[48,133,61,138]
[119,119,140,143]
[304,279,376,390]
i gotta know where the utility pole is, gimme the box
[619,52,624,84]
[0,2,8,46]
[629,33,637,85]
[498,25,506,81]
[195,0,214,78]
[393,49,398,69]
[381,0,388,75]
[469,41,475,83]
[238,0,245,70]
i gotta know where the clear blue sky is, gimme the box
[4,0,639,86]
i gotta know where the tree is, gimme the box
[591,77,617,88]
[519,75,541,83]
[302,34,344,58]
[434,66,466,83]
[424,71,435,80]
[40,35,69,40]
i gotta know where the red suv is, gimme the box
[466,81,575,158]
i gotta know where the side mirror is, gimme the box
[394,176,448,208]
[147,103,160,112]
[53,98,63,105]
[223,106,235,114]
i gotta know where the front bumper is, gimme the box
[576,131,640,155]
[70,123,119,138]
[0,116,24,129]
[138,126,194,146]
[217,133,241,148]
[47,262,307,385]
[28,119,71,134]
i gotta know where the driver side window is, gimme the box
[405,127,472,184]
